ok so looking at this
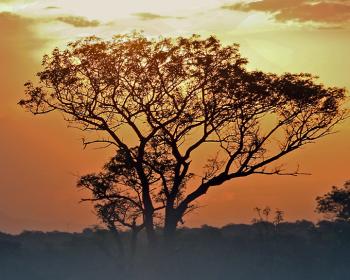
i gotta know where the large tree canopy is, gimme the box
[19,32,346,245]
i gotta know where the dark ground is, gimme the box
[1,220,349,280]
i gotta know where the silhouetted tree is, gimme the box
[316,180,350,221]
[78,150,156,254]
[252,206,271,223]
[19,32,346,246]
[273,209,284,231]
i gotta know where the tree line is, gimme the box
[1,217,350,280]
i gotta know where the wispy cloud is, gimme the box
[133,12,167,20]
[45,6,60,10]
[222,0,350,24]
[56,16,100,27]
[132,12,184,21]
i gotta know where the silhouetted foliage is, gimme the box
[77,150,150,256]
[19,32,347,245]
[316,180,350,221]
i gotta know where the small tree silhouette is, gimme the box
[316,181,350,222]
[19,32,347,246]
[274,209,284,227]
[252,206,271,223]
[77,149,162,253]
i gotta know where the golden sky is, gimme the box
[1,0,350,233]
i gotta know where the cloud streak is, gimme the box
[133,12,168,20]
[223,0,350,24]
[45,6,60,10]
[132,12,185,21]
[56,16,100,27]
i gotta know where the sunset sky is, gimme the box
[1,0,350,233]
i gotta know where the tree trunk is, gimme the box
[163,209,179,249]
[130,227,138,259]
[108,224,125,258]
[130,220,143,260]
[144,212,157,247]
[126,225,140,274]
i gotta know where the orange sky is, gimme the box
[1,0,350,233]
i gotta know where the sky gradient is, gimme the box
[1,0,350,233]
